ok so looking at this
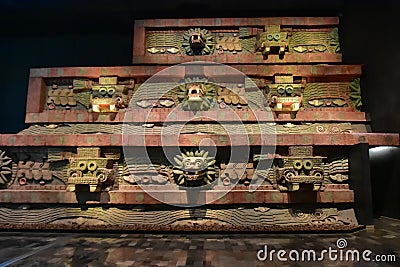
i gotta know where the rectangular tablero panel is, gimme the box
[133,17,342,64]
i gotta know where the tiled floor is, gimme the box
[0,217,399,267]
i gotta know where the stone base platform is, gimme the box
[0,205,360,232]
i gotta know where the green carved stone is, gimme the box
[329,28,341,53]
[0,150,14,188]
[182,28,215,56]
[256,25,288,57]
[349,78,362,110]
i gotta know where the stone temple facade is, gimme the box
[0,17,397,231]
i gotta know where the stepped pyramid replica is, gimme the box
[0,17,398,231]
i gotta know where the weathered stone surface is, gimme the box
[0,17,398,232]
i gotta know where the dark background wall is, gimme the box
[0,0,399,218]
[0,0,399,134]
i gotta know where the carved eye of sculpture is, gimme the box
[274,34,280,41]
[285,85,294,95]
[303,159,313,170]
[195,159,203,168]
[107,87,116,96]
[87,161,97,171]
[78,161,87,171]
[267,34,274,41]
[277,86,285,94]
[293,160,303,170]
[99,87,107,96]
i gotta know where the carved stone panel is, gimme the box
[66,147,119,192]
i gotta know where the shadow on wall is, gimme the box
[0,33,132,134]
[369,146,400,219]
[340,2,400,134]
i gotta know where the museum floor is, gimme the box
[0,217,398,267]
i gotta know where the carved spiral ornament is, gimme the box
[329,126,341,134]
[315,125,326,133]
[293,210,312,222]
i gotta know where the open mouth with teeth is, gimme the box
[91,98,117,112]
[177,82,216,111]
[270,96,302,112]
[183,170,206,181]
[187,85,203,102]
[182,28,214,56]
[190,33,206,50]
